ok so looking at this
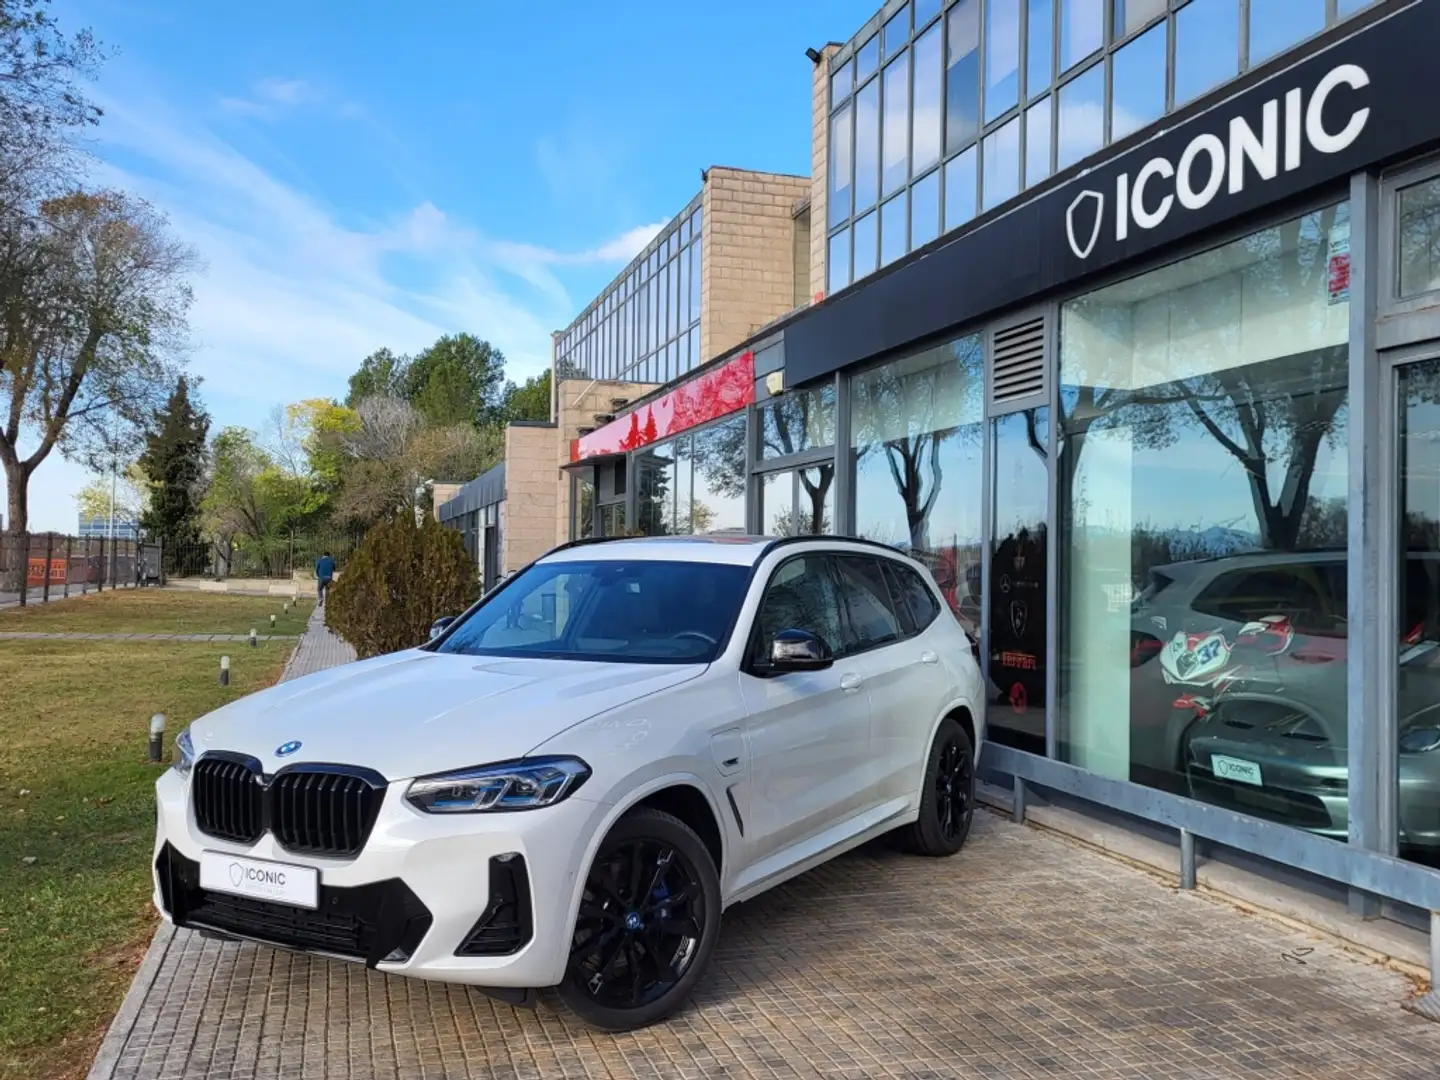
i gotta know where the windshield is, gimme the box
[434,558,749,663]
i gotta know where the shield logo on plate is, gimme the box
[1011,601,1027,637]
[1066,188,1105,260]
[229,862,244,888]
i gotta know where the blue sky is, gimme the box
[13,0,877,532]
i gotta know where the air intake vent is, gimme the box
[992,317,1047,407]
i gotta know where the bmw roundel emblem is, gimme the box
[275,740,302,758]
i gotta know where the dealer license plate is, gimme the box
[1211,754,1263,787]
[199,852,319,909]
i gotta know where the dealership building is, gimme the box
[443,0,1440,952]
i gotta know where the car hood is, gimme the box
[189,650,705,780]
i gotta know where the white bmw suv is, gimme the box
[154,535,984,1030]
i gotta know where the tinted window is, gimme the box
[752,556,846,662]
[1191,563,1345,637]
[437,560,747,663]
[885,560,942,632]
[834,556,903,649]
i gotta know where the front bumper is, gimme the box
[152,767,610,988]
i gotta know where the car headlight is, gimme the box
[172,727,195,778]
[405,756,591,813]
[1399,728,1440,755]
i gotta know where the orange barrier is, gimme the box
[26,557,67,585]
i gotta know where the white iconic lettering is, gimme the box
[1306,63,1369,154]
[1065,62,1369,260]
[1130,158,1174,231]
[1228,100,1278,194]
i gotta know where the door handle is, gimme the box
[839,673,864,692]
[920,651,939,665]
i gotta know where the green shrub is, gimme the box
[327,513,480,658]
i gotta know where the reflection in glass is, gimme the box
[829,103,853,228]
[831,57,854,105]
[759,471,796,537]
[946,0,981,154]
[985,0,1020,123]
[1025,96,1052,188]
[914,0,942,28]
[882,53,911,196]
[855,79,880,213]
[1057,203,1352,831]
[1338,0,1375,12]
[884,3,910,57]
[1026,0,1053,97]
[881,191,909,267]
[1399,177,1440,299]
[1249,0,1324,64]
[1057,61,1104,171]
[674,436,694,534]
[1174,0,1239,107]
[944,146,978,232]
[1113,0,1164,38]
[854,209,879,280]
[850,334,985,637]
[856,34,880,84]
[828,228,851,293]
[575,477,595,540]
[1396,359,1440,868]
[691,235,702,322]
[691,416,748,534]
[911,169,940,250]
[637,444,677,536]
[762,384,837,459]
[912,22,943,175]
[1111,21,1165,142]
[989,408,1050,753]
[982,117,1021,212]
[798,465,836,535]
[1060,0,1104,72]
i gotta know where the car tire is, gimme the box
[897,718,975,858]
[555,807,722,1032]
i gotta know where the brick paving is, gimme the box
[86,610,1440,1080]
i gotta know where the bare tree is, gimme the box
[0,189,196,533]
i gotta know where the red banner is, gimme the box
[572,350,755,462]
[26,558,67,585]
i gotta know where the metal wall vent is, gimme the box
[991,317,1047,407]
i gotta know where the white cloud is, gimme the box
[218,76,350,121]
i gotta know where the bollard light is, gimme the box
[148,714,166,763]
[249,628,257,647]
[270,614,276,628]
[220,655,230,687]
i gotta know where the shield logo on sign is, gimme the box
[229,862,244,888]
[1011,601,1027,637]
[1065,188,1105,260]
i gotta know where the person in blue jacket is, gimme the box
[315,551,336,606]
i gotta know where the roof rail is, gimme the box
[546,535,635,555]
[760,534,908,559]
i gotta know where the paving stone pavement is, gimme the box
[87,611,1440,1080]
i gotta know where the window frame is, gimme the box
[742,552,852,674]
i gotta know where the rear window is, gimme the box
[435,559,748,663]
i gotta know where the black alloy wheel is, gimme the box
[557,807,721,1031]
[897,717,976,857]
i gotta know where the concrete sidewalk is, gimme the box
[86,614,1440,1080]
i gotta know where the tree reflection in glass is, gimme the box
[849,334,984,636]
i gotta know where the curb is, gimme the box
[85,922,176,1080]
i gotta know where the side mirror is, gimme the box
[429,616,457,641]
[766,628,832,673]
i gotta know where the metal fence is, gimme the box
[0,531,162,606]
[161,531,367,582]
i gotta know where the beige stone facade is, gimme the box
[497,424,557,574]
[809,44,841,304]
[699,167,812,363]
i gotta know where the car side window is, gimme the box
[751,555,846,663]
[833,555,903,651]
[1192,564,1343,636]
[884,560,941,633]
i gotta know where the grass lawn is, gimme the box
[0,637,293,1080]
[0,589,315,637]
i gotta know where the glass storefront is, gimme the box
[1057,204,1353,835]
[988,407,1049,753]
[631,415,749,538]
[850,333,985,638]
[1396,358,1440,869]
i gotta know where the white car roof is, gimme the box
[538,535,913,568]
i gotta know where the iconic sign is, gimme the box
[1065,64,1371,260]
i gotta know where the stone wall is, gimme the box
[499,425,558,574]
